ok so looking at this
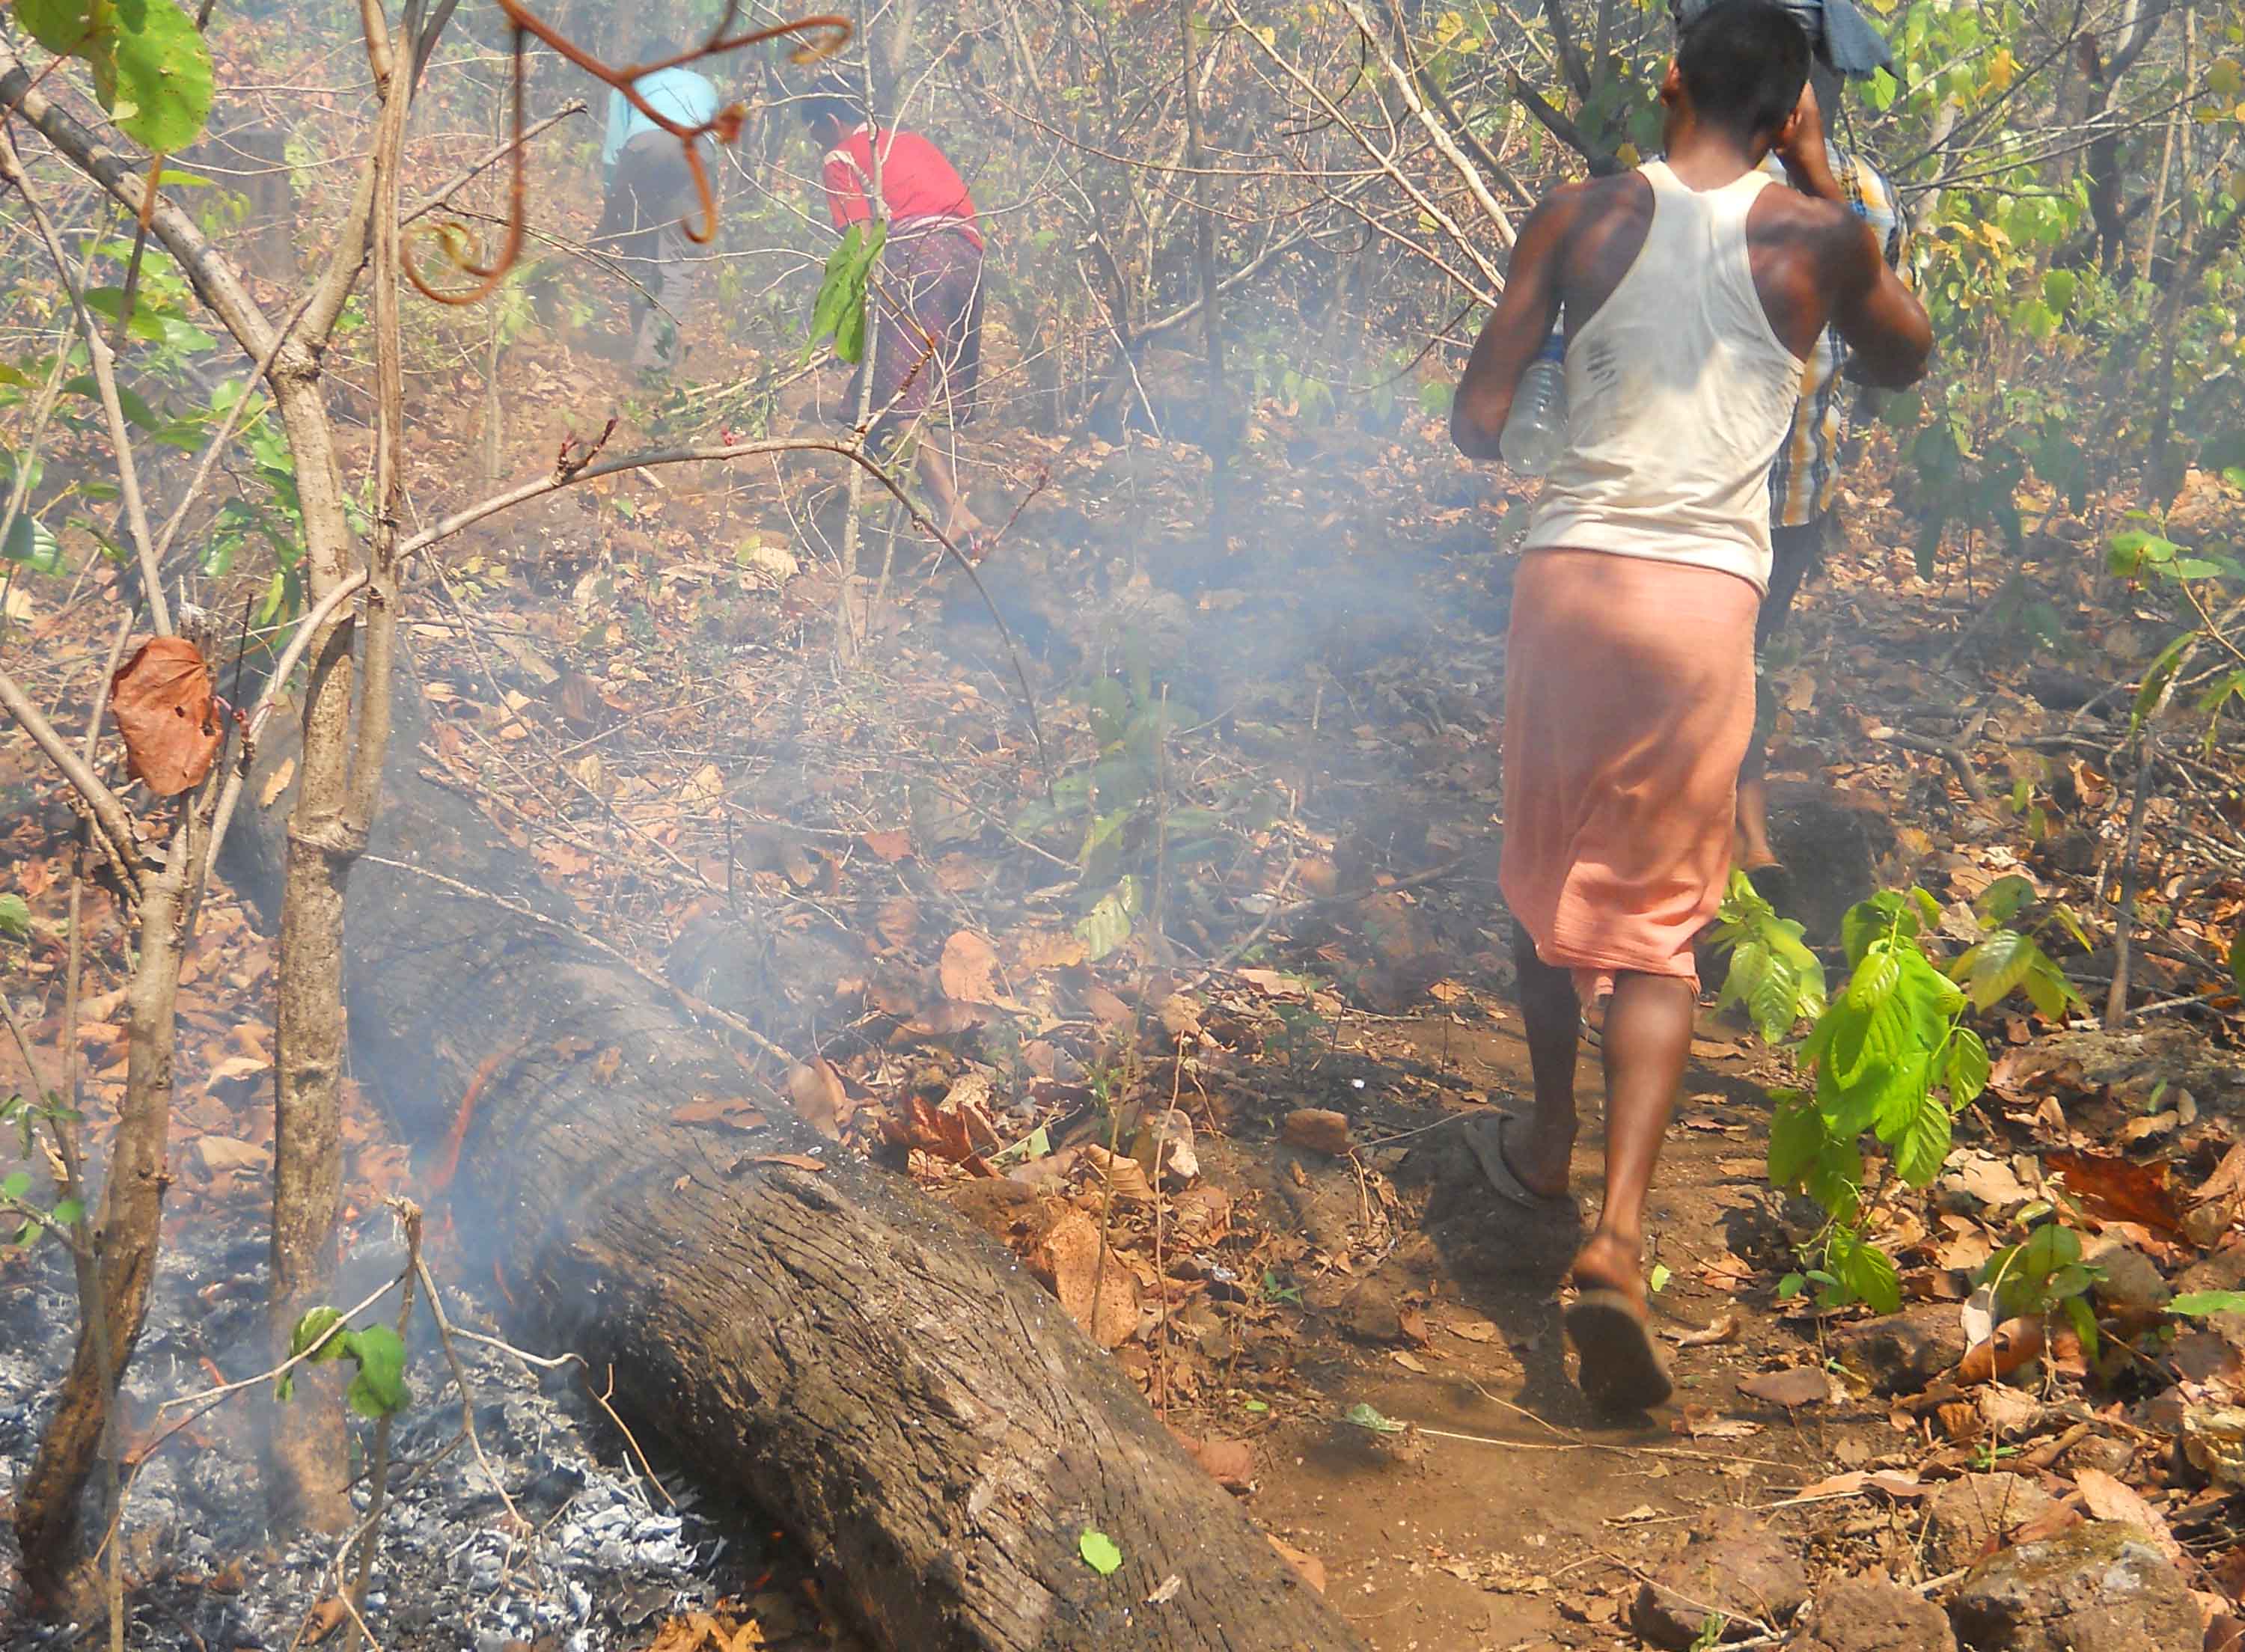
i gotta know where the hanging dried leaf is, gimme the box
[111,636,222,795]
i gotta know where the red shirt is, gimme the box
[822,124,981,249]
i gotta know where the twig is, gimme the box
[2106,732,2159,1029]
[346,1202,423,1652]
[1875,729,1989,804]
[408,1253,531,1529]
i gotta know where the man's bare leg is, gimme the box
[1569,970,1696,1309]
[913,438,984,545]
[1508,922,1583,1197]
[1735,774,1777,872]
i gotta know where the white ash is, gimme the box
[1,1229,751,1650]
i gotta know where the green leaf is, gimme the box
[1847,948,1902,1012]
[342,1324,409,1419]
[1767,1093,1826,1188]
[1648,1263,1672,1294]
[1945,1027,1991,1107]
[1974,875,2036,926]
[289,1306,347,1363]
[1776,1272,1806,1300]
[1077,1529,1124,1576]
[49,1196,83,1229]
[1,1170,30,1203]
[0,893,30,941]
[16,0,99,55]
[2172,1291,2245,1318]
[1955,929,2036,1010]
[1830,1230,1902,1315]
[1891,1086,1952,1187]
[2063,1290,2100,1356]
[93,0,217,153]
[1074,882,1137,962]
[1343,1401,1407,1434]
[2,513,64,575]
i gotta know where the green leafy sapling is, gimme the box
[1718,876,2083,1315]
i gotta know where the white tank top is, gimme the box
[1522,160,1806,594]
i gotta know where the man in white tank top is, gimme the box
[1449,0,1927,1412]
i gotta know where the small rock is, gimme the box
[1836,1306,1971,1395]
[2087,1237,2172,1312]
[1282,1108,1351,1156]
[1341,1286,1406,1346]
[1788,1577,1957,1652]
[1925,1475,2059,1574]
[2059,1434,2136,1478]
[2175,1238,2245,1297]
[1631,1512,1809,1648]
[1975,1386,2044,1438]
[1948,1520,2199,1652]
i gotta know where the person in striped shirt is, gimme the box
[1672,0,1915,872]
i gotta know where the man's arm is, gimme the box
[1823,214,1930,388]
[1774,89,1929,389]
[601,86,630,181]
[1451,190,1572,461]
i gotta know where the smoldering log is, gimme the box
[222,661,1362,1652]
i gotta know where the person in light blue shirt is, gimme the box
[593,39,720,369]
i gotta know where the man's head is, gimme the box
[798,74,861,150]
[1671,0,1893,87]
[1661,0,1812,152]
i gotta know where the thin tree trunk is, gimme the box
[1176,0,1226,460]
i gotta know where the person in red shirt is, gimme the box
[800,82,988,550]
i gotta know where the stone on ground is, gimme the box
[1924,1475,2059,1574]
[1947,1520,2199,1652]
[1835,1306,1971,1395]
[1787,1577,1957,1652]
[1631,1512,1809,1648]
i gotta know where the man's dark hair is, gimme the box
[797,72,861,131]
[1676,0,1812,141]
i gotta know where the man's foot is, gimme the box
[1461,1113,1576,1214]
[1562,1229,1673,1411]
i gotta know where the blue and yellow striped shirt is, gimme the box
[1758,143,1910,527]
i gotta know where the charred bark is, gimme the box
[224,669,1363,1652]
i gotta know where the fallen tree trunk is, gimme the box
[224,665,1363,1652]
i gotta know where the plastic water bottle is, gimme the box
[1500,329,1568,476]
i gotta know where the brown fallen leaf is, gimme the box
[786,1059,852,1140]
[1028,1208,1140,1348]
[670,1095,769,1131]
[861,828,914,863]
[2045,1148,2186,1239]
[112,636,222,795]
[2198,1142,2245,1208]
[1282,1108,1351,1156]
[1083,1143,1155,1201]
[1664,1313,1740,1348]
[1958,1318,2045,1385]
[1737,1366,1833,1409]
[1170,1428,1255,1492]
[744,1153,826,1172]
[1267,1535,1326,1594]
[257,755,296,808]
[1444,1317,1500,1344]
[2074,1467,2185,1564]
[300,1597,349,1645]
[873,896,922,949]
[1391,1350,1430,1374]
[939,929,1001,1004]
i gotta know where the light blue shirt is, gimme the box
[602,67,719,179]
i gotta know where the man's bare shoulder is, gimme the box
[1752,184,1878,262]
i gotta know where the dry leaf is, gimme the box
[670,1095,768,1131]
[940,930,1001,1004]
[2045,1149,2186,1239]
[1081,982,1134,1028]
[1390,1350,1430,1374]
[1267,1535,1326,1594]
[258,755,296,808]
[1444,1318,1500,1344]
[1959,1318,2044,1385]
[786,1059,852,1140]
[861,829,914,863]
[1234,967,1307,999]
[874,896,921,948]
[2074,1468,2184,1564]
[1027,1208,1140,1348]
[1170,1429,1255,1491]
[1737,1366,1834,1409]
[301,1597,349,1645]
[1665,1314,1741,1348]
[745,1153,826,1172]
[111,636,222,795]
[1084,1143,1155,1201]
